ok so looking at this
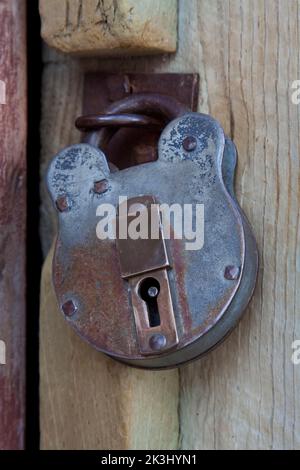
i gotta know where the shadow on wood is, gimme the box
[40,247,179,449]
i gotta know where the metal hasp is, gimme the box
[47,92,258,369]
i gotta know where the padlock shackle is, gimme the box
[102,93,189,119]
[76,93,190,151]
[76,113,162,131]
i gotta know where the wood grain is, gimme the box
[40,248,179,449]
[0,0,26,450]
[40,0,300,449]
[178,0,300,450]
[39,0,177,56]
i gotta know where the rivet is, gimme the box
[93,179,109,194]
[56,195,70,212]
[224,265,240,280]
[62,299,77,317]
[149,334,167,351]
[182,135,197,152]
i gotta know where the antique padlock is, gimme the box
[47,93,258,369]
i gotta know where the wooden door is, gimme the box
[39,0,300,449]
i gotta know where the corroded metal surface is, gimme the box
[81,73,199,170]
[47,93,258,369]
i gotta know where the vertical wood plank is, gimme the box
[39,60,181,450]
[40,249,179,449]
[179,0,300,450]
[0,0,26,450]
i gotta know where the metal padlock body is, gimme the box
[47,112,258,369]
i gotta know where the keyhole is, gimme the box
[139,277,161,327]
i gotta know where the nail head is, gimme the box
[182,135,197,152]
[93,179,109,194]
[149,334,167,351]
[56,195,70,212]
[224,265,240,280]
[62,299,77,317]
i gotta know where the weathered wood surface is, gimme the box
[179,0,300,450]
[39,0,177,57]
[40,249,179,449]
[0,0,26,450]
[40,0,300,449]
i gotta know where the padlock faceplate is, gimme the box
[47,113,258,368]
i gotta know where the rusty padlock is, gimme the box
[47,93,258,369]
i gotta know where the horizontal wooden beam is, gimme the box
[39,0,177,57]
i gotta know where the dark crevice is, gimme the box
[25,0,42,450]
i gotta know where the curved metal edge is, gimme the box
[114,136,258,369]
[157,113,246,347]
